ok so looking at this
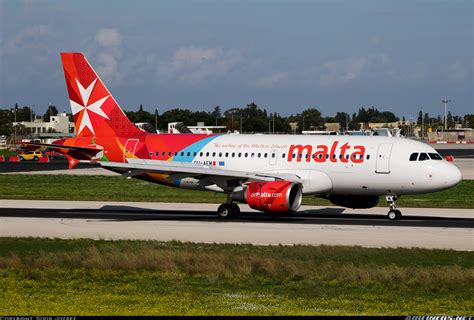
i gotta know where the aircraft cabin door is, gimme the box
[269,149,277,165]
[375,143,393,174]
[123,139,139,162]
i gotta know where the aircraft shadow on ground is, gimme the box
[1,206,472,229]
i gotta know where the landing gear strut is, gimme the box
[217,203,240,219]
[386,195,401,220]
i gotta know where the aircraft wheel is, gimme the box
[387,209,402,221]
[217,203,233,219]
[230,203,240,216]
[19,157,24,161]
[34,156,39,161]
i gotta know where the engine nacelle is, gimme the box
[329,194,379,209]
[232,181,303,213]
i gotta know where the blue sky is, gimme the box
[0,0,472,120]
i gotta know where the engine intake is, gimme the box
[232,181,303,213]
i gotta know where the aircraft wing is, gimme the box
[95,158,302,188]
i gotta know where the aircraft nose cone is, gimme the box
[444,163,462,188]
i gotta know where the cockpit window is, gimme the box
[409,153,418,161]
[429,153,442,160]
[418,153,430,161]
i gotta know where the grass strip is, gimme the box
[0,238,472,315]
[0,174,473,208]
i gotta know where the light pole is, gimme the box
[442,98,450,130]
[272,113,275,134]
[421,107,424,139]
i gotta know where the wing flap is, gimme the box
[96,158,302,184]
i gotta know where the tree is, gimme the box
[447,111,454,129]
[0,109,14,135]
[464,114,474,129]
[211,106,222,118]
[43,105,58,122]
[417,110,423,125]
[296,108,324,132]
[334,112,350,131]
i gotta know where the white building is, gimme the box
[13,113,75,135]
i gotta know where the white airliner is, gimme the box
[36,53,463,221]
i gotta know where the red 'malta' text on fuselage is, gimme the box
[287,141,366,163]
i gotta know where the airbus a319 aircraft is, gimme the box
[32,52,462,220]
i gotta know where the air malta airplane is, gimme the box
[32,53,462,220]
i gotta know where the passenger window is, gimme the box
[232,152,235,157]
[244,153,248,158]
[212,152,216,157]
[429,153,442,160]
[149,152,153,157]
[225,152,229,157]
[282,153,285,158]
[193,152,197,156]
[181,152,184,156]
[409,153,418,161]
[187,152,190,156]
[238,153,241,157]
[264,153,268,158]
[206,152,209,157]
[219,152,222,157]
[167,152,171,156]
[272,153,276,158]
[155,151,159,156]
[251,153,255,158]
[366,155,370,160]
[174,152,178,156]
[419,153,430,161]
[257,153,261,158]
[200,152,203,157]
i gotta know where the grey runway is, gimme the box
[0,200,472,251]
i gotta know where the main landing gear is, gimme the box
[217,203,240,219]
[386,195,402,220]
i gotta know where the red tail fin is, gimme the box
[60,52,141,138]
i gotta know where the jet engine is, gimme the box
[329,194,379,209]
[231,181,303,213]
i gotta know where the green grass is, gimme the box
[0,174,473,208]
[0,238,472,315]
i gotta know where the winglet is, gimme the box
[65,154,79,169]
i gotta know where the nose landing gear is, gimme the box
[386,195,401,220]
